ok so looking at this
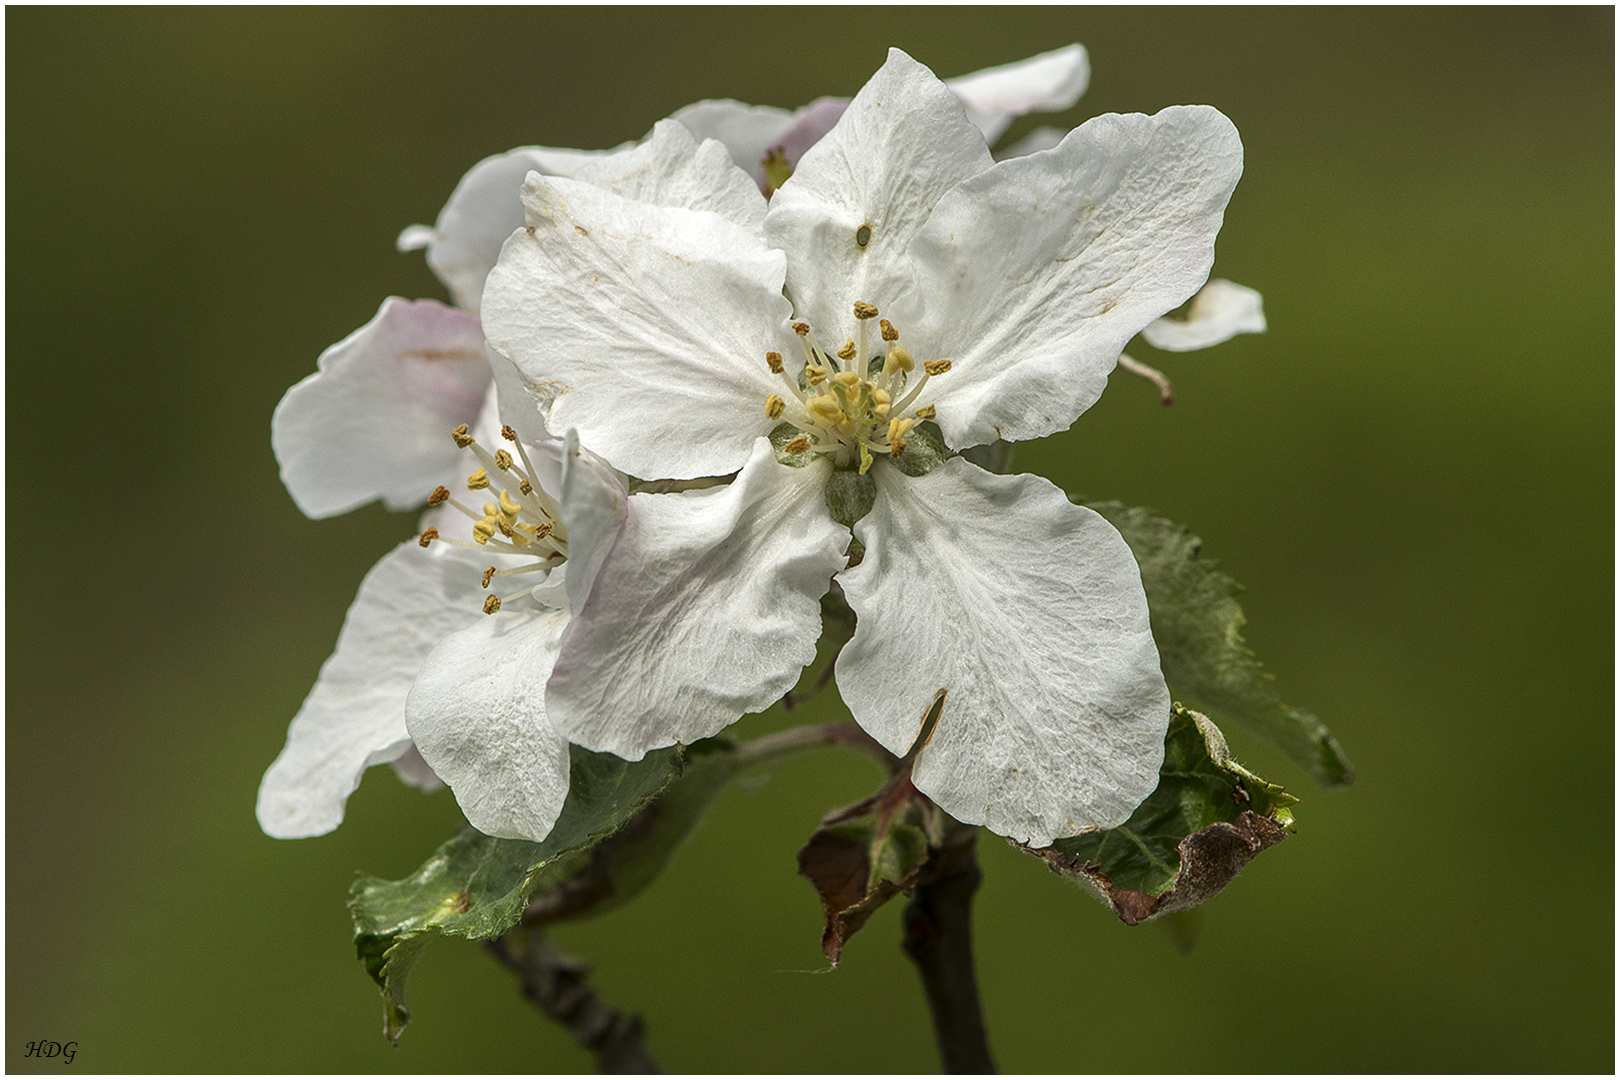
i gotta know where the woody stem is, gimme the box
[902,823,997,1074]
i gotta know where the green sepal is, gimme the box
[349,744,682,1043]
[1026,704,1297,926]
[891,420,949,477]
[825,468,876,528]
[1086,500,1354,788]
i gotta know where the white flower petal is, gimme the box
[406,605,573,841]
[1139,278,1267,352]
[945,44,1091,145]
[556,431,629,613]
[835,459,1170,847]
[387,744,444,792]
[995,125,1067,161]
[671,97,796,179]
[272,297,491,518]
[573,118,767,237]
[764,48,994,336]
[546,439,846,758]
[256,539,491,838]
[483,174,790,480]
[414,145,622,314]
[894,106,1244,450]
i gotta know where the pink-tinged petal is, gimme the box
[408,145,624,314]
[1139,278,1267,351]
[256,539,492,838]
[483,174,790,481]
[272,297,491,518]
[760,97,849,187]
[945,44,1091,145]
[572,118,768,236]
[764,48,994,339]
[546,440,846,758]
[836,460,1170,847]
[406,604,573,841]
[892,106,1244,450]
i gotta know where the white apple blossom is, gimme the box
[482,49,1246,846]
[257,425,631,841]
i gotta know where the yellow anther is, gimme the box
[482,501,499,517]
[890,435,908,460]
[766,351,784,374]
[495,449,513,471]
[793,322,811,337]
[885,345,915,374]
[483,595,502,615]
[805,365,827,385]
[879,319,898,342]
[467,467,490,490]
[418,527,439,548]
[532,522,553,538]
[785,435,811,454]
[765,395,786,420]
[498,521,515,538]
[853,301,879,320]
[428,486,450,507]
[482,566,497,588]
[452,424,474,448]
[888,417,916,443]
[472,519,496,544]
[510,530,532,548]
[924,358,953,376]
[520,479,533,495]
[806,394,843,428]
[498,489,522,521]
[837,339,856,361]
[832,370,861,389]
[872,388,892,408]
[858,443,874,474]
[914,404,937,420]
[501,424,518,442]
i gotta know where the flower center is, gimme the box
[416,423,568,614]
[762,300,950,474]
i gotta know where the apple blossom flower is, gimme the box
[482,49,1245,846]
[257,425,630,841]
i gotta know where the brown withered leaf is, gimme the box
[796,787,937,965]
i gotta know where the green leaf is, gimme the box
[520,738,748,926]
[1086,500,1354,788]
[349,744,682,1043]
[1028,704,1298,926]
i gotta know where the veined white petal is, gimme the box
[945,44,1091,145]
[414,145,621,314]
[573,118,767,237]
[406,605,573,841]
[764,48,994,336]
[995,125,1067,161]
[256,539,492,838]
[1139,278,1267,352]
[272,297,490,519]
[483,174,791,480]
[556,431,629,613]
[894,106,1244,450]
[835,460,1170,847]
[547,439,846,758]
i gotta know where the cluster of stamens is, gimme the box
[417,424,567,614]
[764,300,948,474]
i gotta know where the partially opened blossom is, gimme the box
[483,48,1245,846]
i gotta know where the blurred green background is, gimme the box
[8,7,1612,1073]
